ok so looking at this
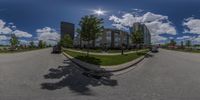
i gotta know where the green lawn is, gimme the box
[64,50,148,66]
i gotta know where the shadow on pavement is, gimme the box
[41,59,118,95]
[145,53,154,58]
[75,56,102,65]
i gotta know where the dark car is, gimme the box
[52,45,61,53]
[151,46,159,53]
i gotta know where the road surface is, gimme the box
[0,48,200,100]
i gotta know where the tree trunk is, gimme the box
[121,48,124,55]
[136,44,139,55]
[87,41,89,56]
[80,39,82,48]
[92,39,95,48]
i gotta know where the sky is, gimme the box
[0,0,200,45]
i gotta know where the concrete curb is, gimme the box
[62,51,149,73]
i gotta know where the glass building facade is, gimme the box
[60,22,75,40]
[130,23,151,46]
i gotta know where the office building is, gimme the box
[130,23,151,46]
[100,28,130,48]
[60,22,75,40]
[74,28,130,49]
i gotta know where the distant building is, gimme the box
[74,28,130,49]
[130,23,151,46]
[100,28,130,48]
[60,22,75,40]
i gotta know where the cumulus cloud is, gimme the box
[183,17,200,34]
[0,19,32,38]
[109,11,177,35]
[0,35,9,41]
[145,21,176,35]
[112,24,128,30]
[0,20,12,34]
[19,39,29,45]
[0,19,33,45]
[13,30,32,38]
[176,36,192,40]
[151,35,168,44]
[36,27,60,45]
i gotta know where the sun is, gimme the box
[93,8,107,16]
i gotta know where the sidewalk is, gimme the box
[63,48,147,56]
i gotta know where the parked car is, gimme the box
[151,46,159,53]
[52,45,61,53]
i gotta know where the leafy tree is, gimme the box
[38,40,43,48]
[42,41,46,48]
[47,44,52,47]
[29,41,35,48]
[38,40,46,48]
[185,40,191,47]
[76,29,82,48]
[78,15,104,56]
[180,41,184,49]
[131,30,144,49]
[169,39,176,46]
[60,34,73,48]
[10,34,20,50]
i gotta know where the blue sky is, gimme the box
[0,0,200,45]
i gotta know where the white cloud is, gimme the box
[19,39,29,45]
[141,12,168,22]
[176,36,191,40]
[183,17,200,34]
[0,20,6,29]
[36,27,60,45]
[0,35,9,41]
[112,24,128,30]
[151,35,168,44]
[13,30,32,38]
[109,11,177,35]
[145,21,176,35]
[0,19,32,38]
[0,20,12,34]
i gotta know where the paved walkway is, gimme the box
[63,48,147,55]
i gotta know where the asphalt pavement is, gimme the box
[0,48,200,100]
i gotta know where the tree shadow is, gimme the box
[41,59,118,95]
[75,56,102,65]
[145,53,154,58]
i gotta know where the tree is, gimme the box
[78,15,104,56]
[29,41,34,48]
[48,44,52,47]
[169,39,176,46]
[180,41,184,49]
[38,40,46,48]
[76,29,82,48]
[42,41,46,48]
[131,30,144,49]
[10,34,20,50]
[60,34,73,48]
[185,40,191,48]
